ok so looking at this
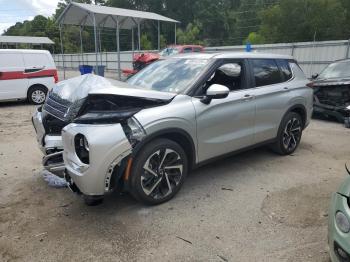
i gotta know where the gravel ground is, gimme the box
[0,102,349,262]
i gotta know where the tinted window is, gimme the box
[183,47,193,53]
[276,59,293,81]
[193,47,202,52]
[252,59,283,87]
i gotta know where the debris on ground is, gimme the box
[221,187,234,191]
[176,236,192,245]
[42,170,68,188]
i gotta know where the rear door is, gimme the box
[0,52,28,100]
[250,59,293,143]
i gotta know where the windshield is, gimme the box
[318,60,350,79]
[127,58,209,93]
[159,47,180,57]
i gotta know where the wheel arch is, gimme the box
[27,83,48,98]
[286,104,307,128]
[132,128,197,170]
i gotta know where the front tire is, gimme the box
[28,85,47,105]
[271,112,303,155]
[130,138,188,205]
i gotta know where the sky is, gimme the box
[0,0,60,34]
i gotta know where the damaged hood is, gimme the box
[50,74,123,103]
[313,77,350,87]
[50,73,176,102]
[45,74,176,122]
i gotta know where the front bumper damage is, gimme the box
[32,108,65,175]
[62,123,132,196]
[32,108,64,154]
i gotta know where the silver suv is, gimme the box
[59,52,313,205]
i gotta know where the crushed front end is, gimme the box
[313,81,350,127]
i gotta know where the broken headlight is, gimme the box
[122,117,146,146]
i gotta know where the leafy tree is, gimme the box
[140,33,152,50]
[176,22,203,45]
[258,0,347,43]
[244,32,265,45]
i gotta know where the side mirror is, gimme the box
[218,63,241,77]
[201,84,230,104]
[311,73,319,79]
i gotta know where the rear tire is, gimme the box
[129,138,188,205]
[28,85,47,105]
[271,112,303,155]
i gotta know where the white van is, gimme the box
[0,49,58,104]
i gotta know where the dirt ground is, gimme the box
[0,102,349,262]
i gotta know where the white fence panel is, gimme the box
[54,40,350,77]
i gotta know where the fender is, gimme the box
[132,127,197,169]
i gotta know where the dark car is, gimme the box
[312,59,350,127]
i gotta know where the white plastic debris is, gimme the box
[42,170,68,188]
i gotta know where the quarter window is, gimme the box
[276,59,293,81]
[252,59,283,87]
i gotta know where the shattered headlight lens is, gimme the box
[335,211,350,233]
[123,117,146,146]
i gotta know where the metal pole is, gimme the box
[92,14,99,73]
[310,31,317,76]
[174,23,177,45]
[59,24,66,80]
[98,28,103,67]
[79,26,84,65]
[346,39,350,59]
[138,21,141,50]
[116,19,121,80]
[132,27,134,55]
[158,20,160,50]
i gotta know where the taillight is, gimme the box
[53,71,59,83]
[306,82,314,88]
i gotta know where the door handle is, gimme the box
[242,94,254,101]
[283,87,290,92]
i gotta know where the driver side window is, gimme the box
[205,61,245,92]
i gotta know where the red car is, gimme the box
[122,45,204,77]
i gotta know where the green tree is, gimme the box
[140,33,153,50]
[244,32,265,45]
[258,0,347,43]
[176,22,203,45]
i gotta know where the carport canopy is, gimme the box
[56,2,180,80]
[57,2,179,29]
[0,36,54,45]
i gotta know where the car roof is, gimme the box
[0,49,51,54]
[169,52,294,60]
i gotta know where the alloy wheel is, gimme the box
[282,117,302,152]
[141,148,184,200]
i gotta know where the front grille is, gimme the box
[42,114,68,135]
[43,94,70,121]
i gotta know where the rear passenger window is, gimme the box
[252,59,283,87]
[193,47,202,52]
[276,59,293,81]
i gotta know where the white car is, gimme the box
[0,49,58,104]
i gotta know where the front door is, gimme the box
[191,59,256,162]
